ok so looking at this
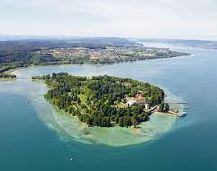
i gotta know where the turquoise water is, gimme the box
[1,44,217,170]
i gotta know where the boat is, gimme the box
[177,112,187,117]
[69,157,75,161]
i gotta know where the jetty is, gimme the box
[166,102,187,104]
[165,110,188,117]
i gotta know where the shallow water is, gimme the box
[2,64,179,147]
[1,43,217,170]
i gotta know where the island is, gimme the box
[32,73,171,128]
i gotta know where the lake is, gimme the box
[0,43,217,171]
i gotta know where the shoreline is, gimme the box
[3,51,190,78]
[0,56,185,147]
[30,74,183,147]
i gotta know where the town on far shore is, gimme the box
[0,37,190,79]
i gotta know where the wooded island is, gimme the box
[33,73,170,127]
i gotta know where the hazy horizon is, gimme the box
[0,35,216,42]
[1,0,217,41]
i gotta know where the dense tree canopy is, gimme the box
[33,73,165,127]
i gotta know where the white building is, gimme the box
[127,99,137,106]
[145,103,150,110]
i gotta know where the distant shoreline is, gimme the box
[3,51,190,79]
[0,38,190,78]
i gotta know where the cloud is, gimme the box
[0,0,216,40]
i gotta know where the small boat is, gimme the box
[26,100,28,104]
[177,112,187,117]
[69,157,75,161]
[69,154,75,161]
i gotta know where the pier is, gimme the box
[166,102,187,104]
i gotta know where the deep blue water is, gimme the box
[0,44,217,171]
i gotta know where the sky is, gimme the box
[0,0,217,40]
